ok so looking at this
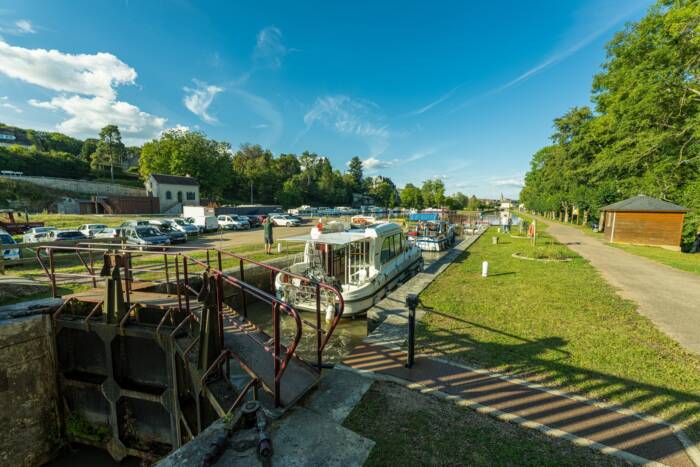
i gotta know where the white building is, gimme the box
[145,173,200,213]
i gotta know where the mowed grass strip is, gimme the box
[418,227,700,442]
[610,243,700,277]
[344,381,625,467]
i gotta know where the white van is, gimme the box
[185,215,219,233]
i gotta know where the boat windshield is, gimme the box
[304,239,371,286]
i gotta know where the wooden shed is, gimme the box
[599,195,688,250]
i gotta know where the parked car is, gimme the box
[148,220,187,244]
[23,226,57,243]
[78,223,108,238]
[120,220,151,228]
[271,215,300,227]
[46,230,88,242]
[121,226,170,249]
[0,229,20,261]
[217,215,250,230]
[238,215,260,228]
[286,214,304,224]
[185,215,218,233]
[94,228,121,239]
[166,218,200,236]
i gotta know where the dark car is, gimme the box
[148,220,187,244]
[47,230,88,242]
[121,226,170,250]
[239,215,260,228]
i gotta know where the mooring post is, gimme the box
[405,293,418,368]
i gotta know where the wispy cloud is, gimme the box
[300,95,390,155]
[0,96,21,113]
[492,177,524,188]
[253,26,295,69]
[405,85,460,116]
[230,88,283,143]
[183,79,224,124]
[15,19,34,34]
[450,2,647,112]
[362,156,395,171]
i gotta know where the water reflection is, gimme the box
[245,302,367,364]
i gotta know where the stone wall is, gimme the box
[0,314,60,467]
[0,175,146,197]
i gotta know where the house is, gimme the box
[599,195,688,251]
[145,173,199,213]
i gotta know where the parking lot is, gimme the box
[186,223,312,249]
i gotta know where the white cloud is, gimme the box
[362,157,395,171]
[302,95,390,155]
[252,123,269,129]
[29,95,165,145]
[253,26,292,69]
[183,79,224,124]
[492,177,524,188]
[0,96,21,113]
[15,20,35,34]
[405,85,460,116]
[0,40,136,99]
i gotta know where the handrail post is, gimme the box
[273,302,281,408]
[239,259,247,318]
[89,249,96,288]
[175,255,182,312]
[164,253,170,294]
[124,252,132,309]
[316,283,322,369]
[206,250,211,268]
[49,249,56,297]
[183,256,190,315]
[216,273,224,346]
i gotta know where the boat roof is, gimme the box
[282,222,402,245]
[409,213,440,221]
[282,230,368,245]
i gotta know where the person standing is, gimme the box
[263,216,274,254]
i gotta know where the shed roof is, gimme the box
[150,173,199,186]
[600,195,688,213]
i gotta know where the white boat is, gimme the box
[407,214,456,251]
[275,222,423,317]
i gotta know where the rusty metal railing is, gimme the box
[35,242,343,407]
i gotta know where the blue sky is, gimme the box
[0,0,652,198]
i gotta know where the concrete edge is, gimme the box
[336,364,666,467]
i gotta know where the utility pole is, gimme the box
[250,180,254,204]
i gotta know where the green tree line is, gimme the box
[520,0,700,249]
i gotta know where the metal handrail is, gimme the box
[37,243,312,407]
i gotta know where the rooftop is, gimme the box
[149,173,199,186]
[600,195,688,213]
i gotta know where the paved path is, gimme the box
[543,220,700,356]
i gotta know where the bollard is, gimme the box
[405,293,418,368]
[277,242,282,254]
[482,261,489,277]
[492,236,499,245]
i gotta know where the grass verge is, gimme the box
[418,226,700,443]
[344,381,624,466]
[610,243,700,277]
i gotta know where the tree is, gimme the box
[400,183,423,209]
[80,138,98,161]
[92,125,127,181]
[139,129,231,199]
[347,156,364,190]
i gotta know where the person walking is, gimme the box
[263,216,274,254]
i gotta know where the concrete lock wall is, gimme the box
[0,314,60,467]
[0,175,147,197]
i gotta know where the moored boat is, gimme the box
[406,213,456,251]
[275,222,423,317]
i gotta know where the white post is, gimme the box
[277,242,282,254]
[482,261,489,278]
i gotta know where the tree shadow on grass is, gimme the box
[413,307,700,454]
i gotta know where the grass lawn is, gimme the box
[344,381,624,467]
[418,226,700,443]
[610,243,700,276]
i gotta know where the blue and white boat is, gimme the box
[407,213,456,251]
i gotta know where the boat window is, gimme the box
[381,236,392,263]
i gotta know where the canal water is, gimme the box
[481,211,522,226]
[245,301,368,364]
